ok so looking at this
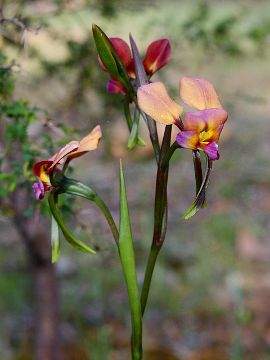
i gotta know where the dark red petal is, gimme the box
[98,37,132,73]
[126,58,136,78]
[32,160,53,177]
[143,39,171,76]
[110,38,132,66]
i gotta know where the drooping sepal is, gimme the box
[58,176,119,245]
[183,155,213,220]
[48,192,96,254]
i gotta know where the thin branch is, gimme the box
[0,8,40,46]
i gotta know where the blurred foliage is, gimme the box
[0,52,58,204]
[0,54,37,198]
[191,1,270,56]
[182,2,242,55]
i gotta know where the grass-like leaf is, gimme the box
[51,215,60,263]
[118,161,142,359]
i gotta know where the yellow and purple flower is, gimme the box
[32,125,102,200]
[137,77,228,160]
[99,37,171,94]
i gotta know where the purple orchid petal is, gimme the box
[106,79,126,94]
[185,108,228,132]
[33,177,45,200]
[202,141,219,160]
[176,131,199,150]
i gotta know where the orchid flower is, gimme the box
[137,77,228,160]
[32,125,102,200]
[99,37,171,94]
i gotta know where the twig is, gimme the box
[0,8,40,46]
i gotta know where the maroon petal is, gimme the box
[143,39,171,76]
[32,160,53,177]
[98,37,132,72]
[126,58,136,78]
[110,37,132,67]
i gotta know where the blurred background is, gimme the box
[1,0,270,359]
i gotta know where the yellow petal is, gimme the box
[40,165,51,184]
[180,77,222,110]
[138,82,182,125]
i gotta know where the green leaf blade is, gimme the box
[51,215,60,263]
[118,161,142,358]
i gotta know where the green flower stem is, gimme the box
[140,125,174,315]
[153,166,169,246]
[61,178,119,246]
[94,195,119,245]
[48,191,96,254]
[140,244,161,316]
[140,165,169,315]
[160,141,180,170]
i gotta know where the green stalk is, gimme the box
[160,141,180,170]
[94,195,119,245]
[140,244,161,316]
[61,178,119,245]
[48,191,96,254]
[140,126,179,316]
[140,164,169,315]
